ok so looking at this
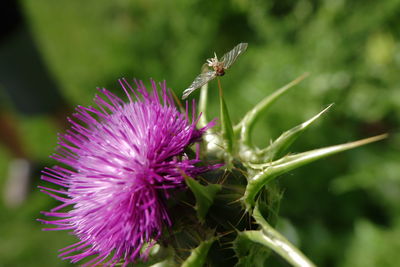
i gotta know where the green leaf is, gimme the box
[257,104,333,162]
[185,177,222,223]
[236,73,309,147]
[242,134,387,209]
[181,237,216,267]
[246,204,316,267]
[219,83,235,158]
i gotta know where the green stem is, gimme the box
[250,205,316,267]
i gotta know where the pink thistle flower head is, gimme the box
[39,79,215,266]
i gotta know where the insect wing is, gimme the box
[182,71,216,99]
[220,43,248,69]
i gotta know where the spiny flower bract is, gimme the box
[39,79,215,266]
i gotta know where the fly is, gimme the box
[182,43,248,99]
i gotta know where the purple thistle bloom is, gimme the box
[39,79,215,266]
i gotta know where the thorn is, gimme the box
[235,209,249,227]
[218,169,230,185]
[179,200,195,209]
[227,197,242,205]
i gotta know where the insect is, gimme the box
[182,43,248,99]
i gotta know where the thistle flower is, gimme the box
[39,79,215,266]
[39,43,386,267]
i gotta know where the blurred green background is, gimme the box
[0,0,399,266]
